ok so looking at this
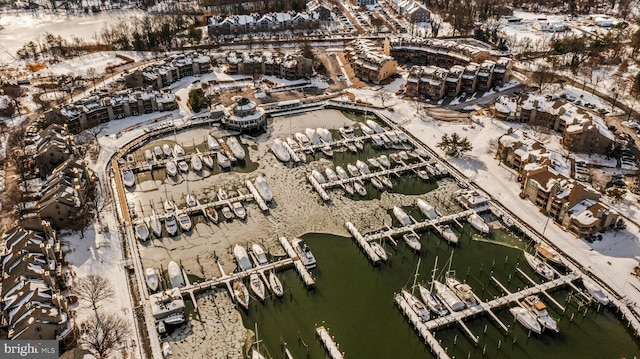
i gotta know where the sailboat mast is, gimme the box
[430,256,438,292]
[412,258,421,294]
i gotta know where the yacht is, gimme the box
[177,212,192,232]
[153,146,163,158]
[401,289,430,322]
[168,261,185,288]
[325,168,339,182]
[294,132,310,146]
[186,193,198,208]
[510,307,542,334]
[339,125,355,139]
[370,241,387,261]
[433,280,465,312]
[467,213,490,234]
[436,225,459,245]
[393,206,412,226]
[379,176,393,189]
[145,149,153,162]
[354,139,364,151]
[582,280,610,306]
[320,145,334,157]
[347,164,360,177]
[335,166,349,180]
[417,284,448,317]
[522,295,559,332]
[202,153,214,169]
[316,127,334,144]
[149,210,162,238]
[255,176,273,202]
[535,244,564,266]
[367,157,382,169]
[446,276,477,308]
[208,135,221,150]
[252,244,268,265]
[371,134,385,147]
[205,206,219,224]
[354,182,367,196]
[233,281,250,309]
[122,169,135,188]
[249,273,266,301]
[292,238,317,269]
[417,170,430,181]
[356,160,370,175]
[360,123,375,135]
[136,222,149,242]
[366,119,384,133]
[165,161,178,177]
[402,233,421,252]
[191,153,203,172]
[269,271,284,297]
[311,170,327,184]
[343,183,355,195]
[234,245,253,271]
[165,214,178,236]
[271,139,291,162]
[177,160,189,173]
[232,201,246,220]
[226,136,246,161]
[217,151,231,169]
[162,144,172,157]
[305,128,322,145]
[370,177,385,190]
[523,251,555,280]
[173,144,185,158]
[145,268,158,292]
[378,154,391,168]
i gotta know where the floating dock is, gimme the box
[245,180,269,212]
[345,222,380,265]
[279,237,316,288]
[316,326,345,359]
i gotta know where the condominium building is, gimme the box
[345,39,398,84]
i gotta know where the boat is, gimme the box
[366,119,384,133]
[168,261,185,288]
[370,177,385,190]
[389,153,402,164]
[523,251,555,280]
[425,164,438,177]
[402,233,421,252]
[226,136,246,161]
[535,244,564,266]
[356,160,370,175]
[408,150,421,159]
[217,151,231,169]
[202,154,214,169]
[186,193,198,207]
[191,154,203,172]
[286,137,300,149]
[145,149,153,161]
[145,268,158,292]
[414,147,429,158]
[269,271,284,297]
[249,273,266,301]
[379,176,393,189]
[360,123,375,135]
[397,131,409,142]
[435,163,449,176]
[510,307,542,334]
[153,146,163,158]
[122,169,135,188]
[344,182,355,195]
[402,289,430,322]
[164,200,176,213]
[367,157,382,169]
[417,199,438,219]
[339,125,355,139]
[320,145,334,157]
[325,168,339,182]
[127,154,135,165]
[446,276,477,308]
[371,134,385,147]
[208,135,221,150]
[222,206,234,221]
[271,138,291,162]
[437,225,459,245]
[149,210,162,237]
[173,144,185,158]
[295,132,310,146]
[165,214,178,235]
[418,284,448,317]
[177,160,189,172]
[217,188,228,201]
[398,151,409,161]
[370,241,387,261]
[354,182,367,196]
[379,133,391,145]
[378,155,391,168]
[311,170,327,184]
[393,206,412,226]
[252,244,268,265]
[177,212,192,232]
[292,238,317,269]
[522,295,558,332]
[386,131,399,143]
[232,201,246,220]
[347,164,360,177]
[335,166,349,180]
[234,244,253,271]
[136,222,149,241]
[417,170,430,181]
[295,149,307,163]
[583,279,610,306]
[433,280,465,312]
[162,313,185,326]
[162,144,172,157]
[233,281,250,309]
[316,127,334,144]
[255,176,273,202]
[165,161,178,177]
[205,206,219,223]
[354,139,364,150]
[305,128,322,145]
[468,213,490,234]
[162,342,173,358]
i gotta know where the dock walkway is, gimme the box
[316,326,345,359]
[362,209,475,242]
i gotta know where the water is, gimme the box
[240,231,640,359]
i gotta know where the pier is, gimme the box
[315,326,345,359]
[279,237,316,288]
[245,180,269,212]
[318,161,432,190]
[345,222,381,265]
[308,175,330,201]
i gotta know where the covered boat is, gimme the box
[136,222,149,242]
[583,280,610,306]
[316,127,334,144]
[271,138,291,162]
[208,135,220,150]
[367,157,382,169]
[295,132,310,146]
[366,119,384,133]
[149,210,162,238]
[217,151,231,169]
[356,160,370,175]
[202,154,214,169]
[168,261,185,288]
[360,123,375,135]
[177,212,192,232]
[162,144,172,157]
[191,154,203,172]
[221,206,234,221]
[378,154,391,168]
[165,214,178,236]
[347,164,360,177]
[226,136,246,161]
[370,241,387,261]
[153,146,163,158]
[468,213,490,234]
[417,199,438,219]
[335,166,349,180]
[177,160,189,173]
[234,245,253,271]
[393,206,412,226]
[305,128,322,145]
[165,161,178,177]
[249,273,266,301]
[311,170,327,184]
[145,268,158,292]
[433,280,465,312]
[325,168,339,182]
[255,176,273,202]
[252,244,268,265]
[173,144,185,158]
[354,182,367,196]
[292,238,317,269]
[122,169,135,188]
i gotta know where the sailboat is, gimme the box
[269,272,284,297]
[370,241,388,261]
[249,273,266,301]
[165,160,178,177]
[523,251,555,280]
[402,258,430,322]
[226,136,246,161]
[418,257,448,316]
[162,144,172,157]
[149,209,162,238]
[173,143,185,158]
[186,193,199,208]
[202,152,215,169]
[217,151,231,169]
[208,135,220,150]
[233,281,250,309]
[191,152,203,172]
[153,146,163,158]
[251,323,266,359]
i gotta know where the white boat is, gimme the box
[149,210,162,237]
[249,273,266,301]
[367,157,382,169]
[523,251,555,280]
[164,200,175,213]
[208,135,221,150]
[325,168,339,182]
[339,125,355,139]
[417,199,438,219]
[354,182,367,196]
[295,132,310,146]
[446,276,477,308]
[234,245,253,271]
[425,164,438,177]
[271,138,291,162]
[255,176,273,202]
[222,206,234,221]
[177,212,192,231]
[414,147,429,158]
[356,160,370,175]
[168,261,185,288]
[165,161,178,177]
[360,123,375,135]
[153,146,163,158]
[305,128,322,145]
[435,163,449,176]
[217,151,231,168]
[162,144,172,157]
[311,170,326,184]
[205,206,219,223]
[402,233,421,252]
[233,281,250,309]
[202,154,214,169]
[354,139,364,150]
[468,213,490,234]
[136,222,149,241]
[345,141,357,152]
[316,127,334,144]
[286,137,300,149]
[145,268,158,292]
[386,131,399,143]
[437,225,458,245]
[232,201,246,220]
[398,151,409,161]
[401,289,430,322]
[417,170,429,181]
[335,166,349,180]
[433,280,465,311]
[191,154,203,172]
[378,155,391,168]
[417,284,448,317]
[145,149,153,161]
[510,307,542,334]
[173,144,185,158]
[226,137,246,161]
[366,119,384,133]
[292,238,317,269]
[370,177,385,190]
[397,131,409,142]
[165,214,178,236]
[344,182,355,195]
[186,193,198,207]
[535,244,564,266]
[379,133,391,145]
[162,342,173,358]
[296,149,307,163]
[371,134,385,147]
[163,313,185,326]
[269,271,284,297]
[390,153,402,164]
[522,295,558,332]
[177,160,189,172]
[217,188,228,201]
[252,244,268,265]
[347,164,360,177]
[393,206,412,226]
[320,146,334,157]
[379,176,393,189]
[370,241,387,261]
[583,280,610,306]
[122,169,135,188]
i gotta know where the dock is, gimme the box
[308,175,330,201]
[394,293,450,359]
[315,326,345,359]
[245,180,269,212]
[345,222,381,265]
[279,237,316,288]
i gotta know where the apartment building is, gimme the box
[392,0,431,23]
[226,52,314,80]
[390,38,491,68]
[124,53,212,90]
[496,129,549,178]
[405,65,447,100]
[345,39,398,84]
[28,124,75,178]
[208,11,320,36]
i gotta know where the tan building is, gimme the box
[345,39,398,84]
[496,129,549,178]
[124,53,211,90]
[405,65,447,100]
[226,52,313,80]
[28,124,75,178]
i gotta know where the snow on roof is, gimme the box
[569,199,600,225]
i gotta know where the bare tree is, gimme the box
[80,311,131,359]
[73,275,115,314]
[86,67,99,91]
[376,91,392,107]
